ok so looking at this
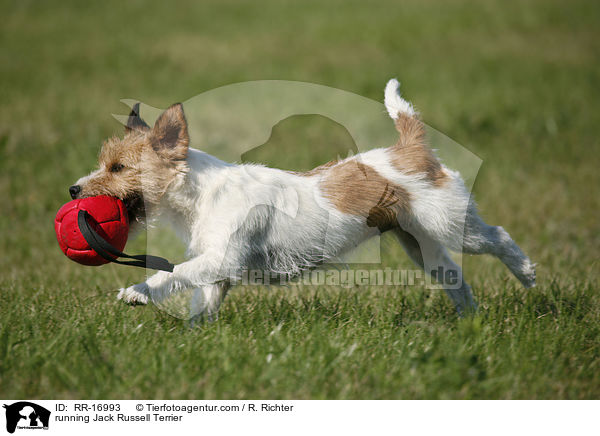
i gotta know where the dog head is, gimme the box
[70,103,189,227]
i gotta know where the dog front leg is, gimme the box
[117,282,151,305]
[188,282,231,322]
[118,270,191,305]
[117,254,231,307]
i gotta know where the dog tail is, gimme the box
[384,79,424,143]
[384,78,416,120]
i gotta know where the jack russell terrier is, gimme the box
[70,79,536,318]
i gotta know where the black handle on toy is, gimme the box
[77,210,174,272]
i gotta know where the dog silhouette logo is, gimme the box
[2,402,50,433]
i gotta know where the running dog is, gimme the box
[70,79,536,318]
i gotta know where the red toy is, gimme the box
[54,195,129,266]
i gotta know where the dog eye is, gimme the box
[110,163,125,173]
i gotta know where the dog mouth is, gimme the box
[123,193,146,225]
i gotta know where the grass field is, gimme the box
[1,0,599,399]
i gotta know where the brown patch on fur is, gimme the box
[388,113,447,186]
[319,159,410,232]
[76,104,190,222]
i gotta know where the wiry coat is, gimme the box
[73,79,536,319]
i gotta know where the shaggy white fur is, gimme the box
[97,79,535,318]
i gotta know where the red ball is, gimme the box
[54,195,129,266]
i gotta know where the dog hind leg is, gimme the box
[393,228,477,315]
[462,211,536,288]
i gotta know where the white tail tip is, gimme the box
[384,78,416,119]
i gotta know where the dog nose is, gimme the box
[69,185,81,199]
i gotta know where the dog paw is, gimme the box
[517,261,537,288]
[118,283,149,305]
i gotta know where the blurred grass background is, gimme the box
[0,0,598,399]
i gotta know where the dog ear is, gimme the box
[150,103,189,162]
[125,102,150,133]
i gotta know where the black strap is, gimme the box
[77,209,174,272]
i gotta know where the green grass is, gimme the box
[0,0,599,399]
